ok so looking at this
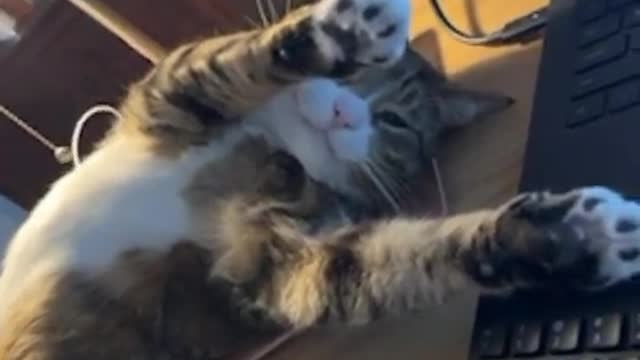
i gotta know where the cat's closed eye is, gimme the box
[374,110,410,129]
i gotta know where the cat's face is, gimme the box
[239,0,512,212]
[283,72,513,212]
[247,49,514,213]
[244,78,373,195]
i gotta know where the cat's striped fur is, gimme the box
[2,0,640,359]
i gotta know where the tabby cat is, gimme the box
[1,0,639,359]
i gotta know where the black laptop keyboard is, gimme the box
[473,308,639,359]
[570,0,640,127]
[468,0,640,359]
[469,273,640,360]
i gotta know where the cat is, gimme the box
[1,0,640,359]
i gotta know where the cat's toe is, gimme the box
[565,187,640,287]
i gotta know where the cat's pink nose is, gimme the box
[332,108,353,129]
[331,90,369,130]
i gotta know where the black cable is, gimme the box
[429,0,549,46]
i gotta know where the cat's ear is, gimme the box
[438,87,515,127]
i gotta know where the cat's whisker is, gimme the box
[244,15,262,29]
[359,163,393,211]
[378,164,407,211]
[362,161,401,213]
[375,161,415,211]
[266,0,279,23]
[256,0,270,27]
[393,172,413,197]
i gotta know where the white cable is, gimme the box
[0,104,73,164]
[0,103,120,166]
[0,104,59,153]
[71,105,121,167]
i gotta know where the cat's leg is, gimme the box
[213,187,640,328]
[121,0,410,141]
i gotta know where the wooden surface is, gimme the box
[411,0,548,213]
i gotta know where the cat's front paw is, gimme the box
[276,0,410,77]
[312,0,410,67]
[491,187,640,289]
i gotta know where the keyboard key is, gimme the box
[574,55,640,97]
[629,311,640,347]
[625,4,640,27]
[585,313,623,350]
[579,0,607,22]
[609,0,634,8]
[569,93,605,127]
[608,80,640,111]
[629,28,640,49]
[548,318,582,353]
[577,35,627,72]
[476,325,507,358]
[511,322,543,356]
[580,14,621,47]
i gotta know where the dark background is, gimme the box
[0,0,303,208]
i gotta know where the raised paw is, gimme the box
[490,187,640,290]
[312,0,410,67]
[276,0,410,77]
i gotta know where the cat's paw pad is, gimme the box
[566,188,640,286]
[497,187,640,289]
[311,0,410,68]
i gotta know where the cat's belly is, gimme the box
[0,135,239,312]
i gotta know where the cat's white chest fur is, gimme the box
[0,132,240,304]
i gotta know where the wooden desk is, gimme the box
[412,0,548,213]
